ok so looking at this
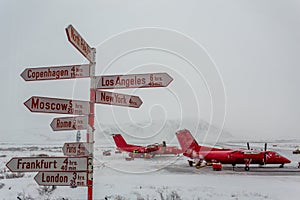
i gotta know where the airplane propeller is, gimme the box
[264,143,267,151]
[263,143,268,164]
[247,142,268,165]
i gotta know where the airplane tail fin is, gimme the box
[175,129,200,153]
[112,134,128,148]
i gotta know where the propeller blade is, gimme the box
[264,143,267,151]
[263,143,268,165]
[247,142,250,150]
[264,152,267,165]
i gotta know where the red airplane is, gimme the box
[176,129,291,171]
[112,134,182,157]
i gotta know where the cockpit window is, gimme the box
[243,150,260,154]
[146,144,157,148]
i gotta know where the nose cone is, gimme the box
[283,156,291,164]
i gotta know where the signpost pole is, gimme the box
[12,24,174,199]
[87,48,96,200]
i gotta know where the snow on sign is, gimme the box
[50,116,88,131]
[34,171,87,187]
[6,157,88,172]
[95,72,173,89]
[65,24,94,63]
[24,96,90,115]
[95,90,142,108]
[20,64,90,81]
[63,142,92,157]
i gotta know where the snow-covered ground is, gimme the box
[1,120,300,199]
[1,142,300,200]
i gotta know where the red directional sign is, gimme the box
[95,72,173,89]
[20,64,90,81]
[34,171,87,187]
[6,157,88,172]
[24,96,90,115]
[63,142,92,157]
[65,25,94,63]
[95,90,142,108]
[50,116,88,131]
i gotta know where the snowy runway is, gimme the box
[1,144,300,200]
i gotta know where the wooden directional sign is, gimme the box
[95,72,173,89]
[63,142,92,157]
[24,96,90,115]
[95,90,142,108]
[50,116,88,131]
[6,157,88,172]
[65,24,94,63]
[20,64,90,81]
[35,171,87,187]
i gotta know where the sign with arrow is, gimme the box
[34,171,87,187]
[65,24,94,63]
[63,142,92,157]
[50,116,88,131]
[20,64,90,81]
[95,72,173,89]
[95,90,142,108]
[6,157,88,172]
[24,96,90,115]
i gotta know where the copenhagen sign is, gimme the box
[20,64,90,81]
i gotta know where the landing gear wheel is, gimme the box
[195,161,201,169]
[244,166,250,171]
[279,164,284,168]
[188,160,194,167]
[232,164,236,171]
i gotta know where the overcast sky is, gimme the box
[1,0,300,142]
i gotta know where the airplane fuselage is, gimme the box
[176,129,291,170]
[185,150,290,165]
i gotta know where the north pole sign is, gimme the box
[34,171,87,187]
[24,96,90,115]
[20,64,90,81]
[65,25,94,63]
[6,157,88,172]
[50,116,88,131]
[95,73,173,89]
[95,90,142,108]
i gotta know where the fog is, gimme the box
[1,0,300,142]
